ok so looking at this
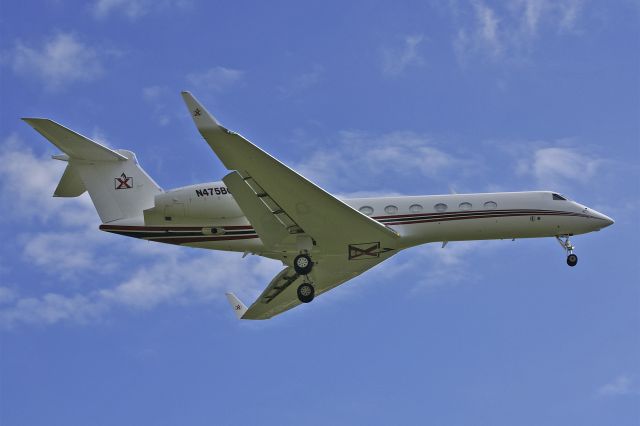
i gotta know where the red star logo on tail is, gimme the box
[115,173,133,190]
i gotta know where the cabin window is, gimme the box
[409,204,423,213]
[552,193,567,201]
[459,202,472,210]
[384,205,398,214]
[484,201,497,210]
[434,203,448,213]
[359,206,374,216]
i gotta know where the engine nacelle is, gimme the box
[143,182,244,225]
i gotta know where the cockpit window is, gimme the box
[552,193,567,201]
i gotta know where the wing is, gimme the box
[181,92,399,254]
[240,253,392,319]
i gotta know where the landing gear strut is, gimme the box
[556,235,578,267]
[294,253,313,275]
[297,283,315,303]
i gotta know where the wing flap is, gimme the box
[242,266,301,319]
[223,171,293,249]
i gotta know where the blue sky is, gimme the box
[1,1,639,425]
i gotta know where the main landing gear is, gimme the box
[556,235,578,267]
[294,253,316,303]
[294,253,313,275]
[297,283,315,303]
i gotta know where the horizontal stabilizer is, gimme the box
[22,118,127,161]
[225,292,248,319]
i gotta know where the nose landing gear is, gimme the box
[556,235,578,267]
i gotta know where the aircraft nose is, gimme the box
[593,210,614,228]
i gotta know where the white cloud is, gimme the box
[0,292,108,326]
[475,1,502,55]
[0,287,17,304]
[142,85,173,126]
[0,134,97,226]
[186,66,245,92]
[278,65,324,97]
[93,0,147,19]
[374,240,504,294]
[293,130,469,193]
[452,0,585,64]
[142,85,167,101]
[99,252,279,310]
[0,250,279,328]
[381,34,426,76]
[91,0,191,20]
[557,0,584,32]
[516,146,603,189]
[21,231,113,275]
[597,375,638,397]
[9,33,104,91]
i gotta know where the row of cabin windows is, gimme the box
[358,201,498,216]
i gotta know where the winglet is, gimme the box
[180,91,220,131]
[225,292,248,319]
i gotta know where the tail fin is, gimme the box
[23,118,163,224]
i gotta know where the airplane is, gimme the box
[23,92,614,320]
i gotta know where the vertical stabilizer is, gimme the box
[23,118,163,223]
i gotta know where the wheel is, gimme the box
[567,254,578,267]
[294,254,313,275]
[297,283,315,303]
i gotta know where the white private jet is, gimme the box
[23,92,614,320]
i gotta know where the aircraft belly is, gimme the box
[184,237,264,252]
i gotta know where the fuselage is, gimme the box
[100,182,614,254]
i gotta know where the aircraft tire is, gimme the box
[567,254,578,267]
[294,254,313,275]
[297,283,315,303]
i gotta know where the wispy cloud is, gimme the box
[142,85,173,126]
[0,134,97,226]
[278,65,324,97]
[7,33,106,91]
[452,0,585,64]
[0,250,279,328]
[381,34,426,76]
[515,146,604,190]
[374,240,504,294]
[597,375,638,397]
[292,130,472,193]
[186,66,245,92]
[91,0,191,20]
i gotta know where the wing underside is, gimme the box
[242,254,391,319]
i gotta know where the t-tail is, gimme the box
[22,118,163,224]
